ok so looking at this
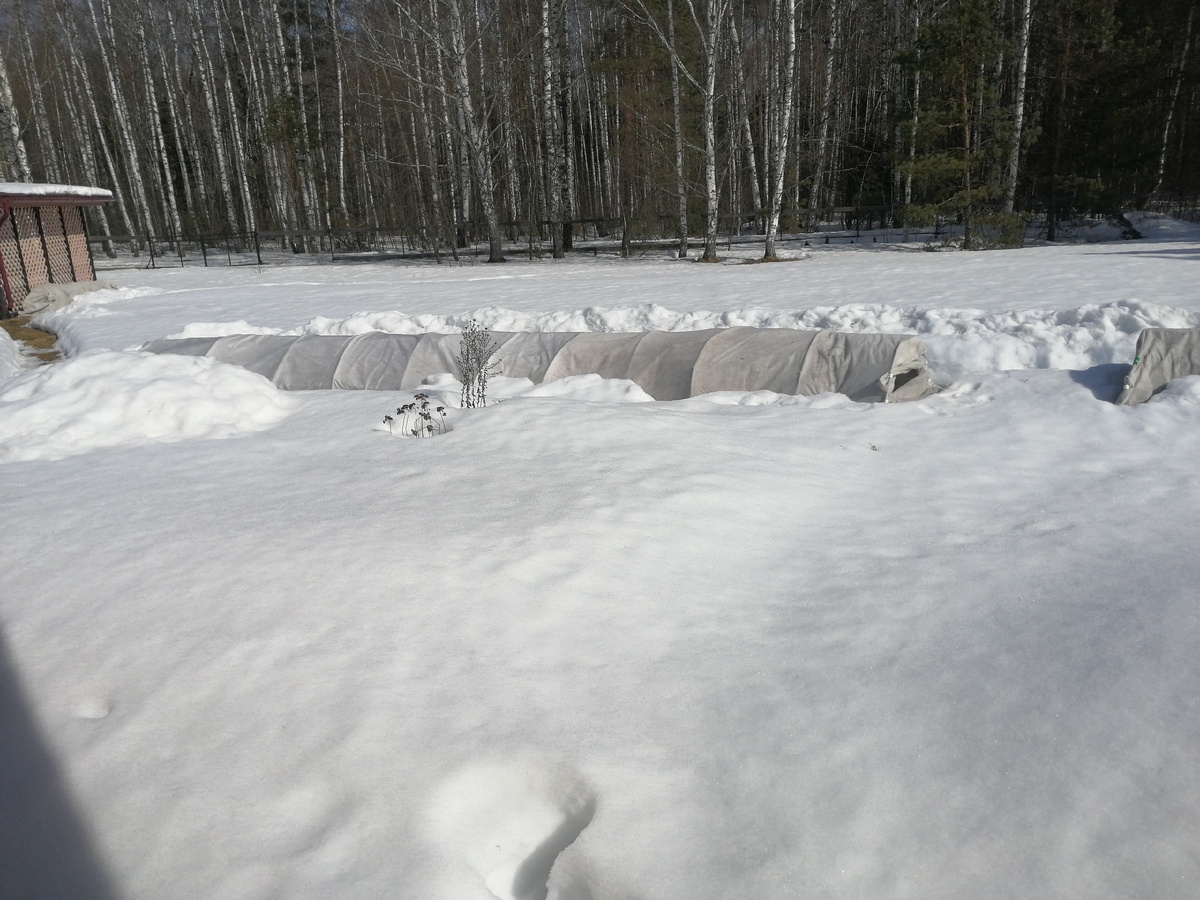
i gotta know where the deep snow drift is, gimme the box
[2,216,1199,900]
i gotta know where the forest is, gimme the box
[0,0,1196,259]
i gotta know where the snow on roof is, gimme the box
[0,182,113,204]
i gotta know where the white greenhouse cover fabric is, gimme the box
[20,280,116,316]
[142,328,939,402]
[1117,327,1200,404]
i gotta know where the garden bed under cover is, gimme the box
[142,327,938,402]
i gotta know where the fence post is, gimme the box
[148,236,156,269]
[200,235,208,267]
[225,234,233,267]
[254,230,262,266]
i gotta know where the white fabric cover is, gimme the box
[142,329,939,402]
[207,334,294,381]
[1118,328,1200,405]
[490,332,578,382]
[333,333,421,390]
[692,328,820,395]
[20,280,116,315]
[274,334,357,390]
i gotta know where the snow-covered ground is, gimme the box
[2,214,1199,899]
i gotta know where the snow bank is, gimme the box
[0,328,23,379]
[387,373,657,407]
[0,351,293,462]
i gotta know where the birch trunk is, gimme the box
[213,4,257,233]
[809,0,840,226]
[447,0,505,261]
[1155,1,1196,194]
[0,47,30,181]
[168,11,212,229]
[696,0,728,261]
[543,0,565,257]
[307,11,332,229]
[137,25,183,238]
[15,3,60,182]
[57,46,113,248]
[59,2,135,237]
[728,14,762,218]
[156,20,195,229]
[231,0,290,232]
[330,0,351,222]
[189,5,239,234]
[1001,0,1032,212]
[668,0,689,257]
[291,0,322,234]
[764,0,799,259]
[561,8,578,250]
[90,0,153,234]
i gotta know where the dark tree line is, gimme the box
[1,0,1196,257]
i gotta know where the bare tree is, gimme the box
[1155,0,1196,194]
[1002,0,1033,213]
[0,45,31,181]
[763,0,800,259]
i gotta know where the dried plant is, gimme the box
[456,321,500,409]
[384,393,447,438]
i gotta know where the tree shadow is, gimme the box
[1069,363,1130,402]
[1094,247,1200,260]
[0,627,120,899]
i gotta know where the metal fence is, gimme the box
[81,208,986,271]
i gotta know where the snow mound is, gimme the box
[0,351,294,462]
[388,374,656,407]
[675,388,871,409]
[518,374,654,403]
[167,320,299,340]
[0,328,23,379]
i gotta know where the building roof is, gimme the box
[0,183,114,206]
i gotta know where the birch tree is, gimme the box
[763,0,800,259]
[1155,0,1196,194]
[809,0,841,225]
[0,45,31,181]
[630,0,731,260]
[543,0,567,257]
[446,0,506,261]
[1001,0,1032,213]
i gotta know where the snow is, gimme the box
[3,217,1200,899]
[0,327,23,378]
[0,181,114,200]
[0,351,293,462]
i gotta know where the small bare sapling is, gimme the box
[384,393,447,438]
[456,321,500,409]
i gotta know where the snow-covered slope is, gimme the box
[2,222,1199,899]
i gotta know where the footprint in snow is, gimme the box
[429,759,597,900]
